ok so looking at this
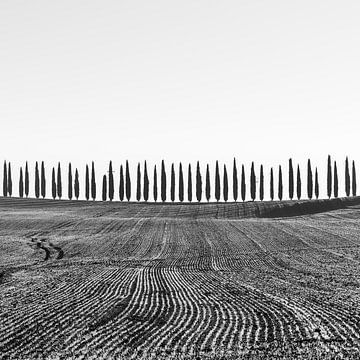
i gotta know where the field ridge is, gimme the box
[0,196,359,219]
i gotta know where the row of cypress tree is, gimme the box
[2,156,357,202]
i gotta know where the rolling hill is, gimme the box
[1,197,360,359]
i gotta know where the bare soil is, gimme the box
[1,197,360,359]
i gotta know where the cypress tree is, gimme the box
[241,165,246,202]
[143,161,149,202]
[57,162,62,199]
[74,169,79,200]
[19,167,24,198]
[270,167,274,201]
[315,168,319,199]
[215,161,220,201]
[25,161,29,198]
[170,163,175,202]
[233,158,238,202]
[205,164,210,202]
[278,165,283,201]
[334,161,338,198]
[334,161,339,198]
[161,160,166,202]
[223,164,228,202]
[117,165,123,201]
[196,161,202,202]
[188,164,192,202]
[3,161,7,197]
[41,161,46,199]
[91,161,96,201]
[125,161,131,201]
[7,162,12,197]
[52,167,56,200]
[136,163,141,201]
[119,165,124,201]
[345,157,350,197]
[297,165,301,200]
[85,165,90,201]
[307,159,313,200]
[288,158,294,200]
[179,163,184,202]
[352,161,357,196]
[250,162,256,201]
[327,155,332,198]
[68,163,73,200]
[259,165,264,201]
[35,162,40,199]
[102,175,107,201]
[109,161,114,201]
[153,165,158,202]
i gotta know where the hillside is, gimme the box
[1,195,360,219]
[0,197,360,359]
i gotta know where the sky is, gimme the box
[1,0,360,200]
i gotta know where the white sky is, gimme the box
[1,0,359,200]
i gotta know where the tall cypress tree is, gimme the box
[74,169,79,200]
[7,162,12,197]
[119,165,124,201]
[327,155,332,199]
[102,175,107,201]
[270,167,274,201]
[241,165,246,202]
[188,164,192,202]
[315,168,319,199]
[3,161,7,197]
[153,165,158,202]
[259,165,264,201]
[19,167,24,198]
[91,161,96,201]
[68,163,73,200]
[170,163,175,202]
[125,161,131,201]
[307,159,313,200]
[136,163,141,201]
[25,161,29,198]
[179,163,184,202]
[352,161,357,197]
[278,165,283,201]
[334,161,338,198]
[170,164,175,202]
[109,161,114,201]
[223,164,228,202]
[196,161,202,202]
[205,164,210,202]
[85,165,90,201]
[288,158,294,200]
[52,168,56,200]
[41,161,46,199]
[161,160,166,202]
[250,162,256,201]
[143,161,149,202]
[215,161,220,201]
[35,162,40,199]
[233,158,238,202]
[57,162,62,199]
[345,157,350,197]
[297,165,301,200]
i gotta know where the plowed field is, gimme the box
[1,197,360,359]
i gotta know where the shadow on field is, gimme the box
[258,197,360,218]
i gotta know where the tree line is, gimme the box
[1,156,357,202]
